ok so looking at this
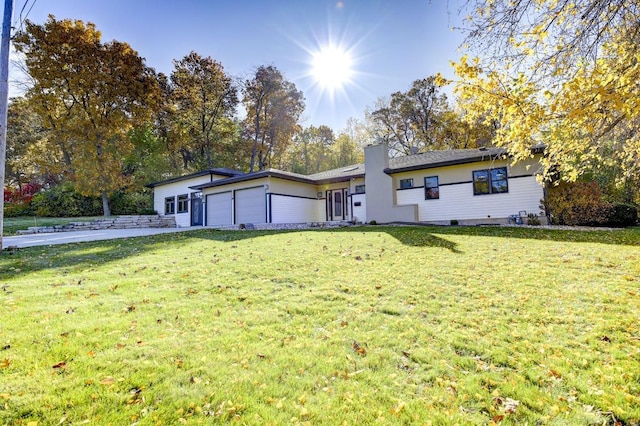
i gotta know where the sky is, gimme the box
[5,0,467,133]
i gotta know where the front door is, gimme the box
[326,189,348,221]
[191,194,203,226]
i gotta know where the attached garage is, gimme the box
[235,186,266,224]
[207,191,232,226]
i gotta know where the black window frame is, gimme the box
[399,178,414,189]
[473,167,509,195]
[177,194,189,213]
[164,196,175,215]
[424,176,439,200]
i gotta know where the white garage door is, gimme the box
[207,192,232,226]
[235,186,266,224]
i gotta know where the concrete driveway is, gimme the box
[4,227,199,249]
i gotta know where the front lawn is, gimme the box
[1,226,639,424]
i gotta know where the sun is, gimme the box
[310,44,353,92]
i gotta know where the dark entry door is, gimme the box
[191,194,203,226]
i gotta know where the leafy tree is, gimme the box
[242,65,305,172]
[14,16,161,216]
[452,1,640,186]
[371,77,450,155]
[368,76,492,157]
[5,97,49,186]
[285,125,334,174]
[124,125,173,188]
[169,51,238,171]
[327,132,363,169]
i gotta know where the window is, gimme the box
[424,176,439,199]
[164,196,175,214]
[399,178,414,189]
[473,167,508,195]
[177,194,189,213]
[354,185,365,194]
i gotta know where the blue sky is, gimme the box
[7,0,466,133]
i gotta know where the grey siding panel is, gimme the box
[235,187,266,224]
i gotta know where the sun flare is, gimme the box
[311,44,353,91]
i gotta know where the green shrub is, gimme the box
[607,204,638,228]
[30,183,102,217]
[3,202,34,217]
[109,190,154,215]
[545,181,611,226]
[29,184,157,217]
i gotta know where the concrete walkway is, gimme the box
[4,227,199,249]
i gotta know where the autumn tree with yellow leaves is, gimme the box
[452,1,640,200]
[14,16,161,216]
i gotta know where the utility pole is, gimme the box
[0,0,13,253]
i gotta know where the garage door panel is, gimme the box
[207,192,232,226]
[235,187,266,224]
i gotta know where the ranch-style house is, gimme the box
[147,143,547,227]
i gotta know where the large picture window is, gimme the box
[177,194,189,213]
[473,167,508,195]
[424,176,439,199]
[164,196,175,214]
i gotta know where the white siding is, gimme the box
[235,186,267,224]
[270,194,322,223]
[396,175,544,222]
[350,193,367,223]
[207,192,232,226]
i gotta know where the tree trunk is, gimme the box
[101,191,111,216]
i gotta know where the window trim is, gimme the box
[164,196,176,215]
[399,178,414,189]
[424,176,439,200]
[177,194,189,213]
[473,167,509,195]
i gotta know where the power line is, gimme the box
[13,0,36,34]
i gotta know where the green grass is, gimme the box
[2,216,106,236]
[1,226,639,425]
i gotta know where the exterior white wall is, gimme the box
[395,174,544,223]
[153,176,212,227]
[270,195,323,223]
[348,177,366,223]
[350,193,367,223]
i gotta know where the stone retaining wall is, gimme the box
[17,215,176,234]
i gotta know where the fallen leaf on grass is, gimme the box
[52,361,66,369]
[352,340,366,356]
[504,398,519,414]
[390,400,406,414]
[549,369,562,379]
[99,377,115,385]
[0,358,10,368]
